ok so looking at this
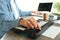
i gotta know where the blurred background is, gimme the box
[15,0,60,14]
[15,0,60,20]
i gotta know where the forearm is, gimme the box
[20,11,32,17]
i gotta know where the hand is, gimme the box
[19,17,41,30]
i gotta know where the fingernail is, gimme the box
[37,28,41,30]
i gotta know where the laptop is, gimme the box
[12,2,53,39]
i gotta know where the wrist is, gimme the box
[19,18,24,26]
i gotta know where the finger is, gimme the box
[26,20,34,29]
[31,18,41,30]
[25,22,30,29]
[31,17,38,26]
[28,18,37,29]
[23,21,30,29]
[37,24,41,30]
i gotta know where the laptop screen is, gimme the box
[38,2,53,12]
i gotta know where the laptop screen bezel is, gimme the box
[38,2,53,12]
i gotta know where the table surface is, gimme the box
[1,30,60,40]
[1,23,60,40]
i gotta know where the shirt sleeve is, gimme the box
[18,8,32,17]
[0,0,20,39]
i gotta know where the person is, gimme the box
[0,0,41,39]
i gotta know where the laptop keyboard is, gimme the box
[38,21,47,27]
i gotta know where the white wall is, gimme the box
[15,0,39,11]
[15,0,60,11]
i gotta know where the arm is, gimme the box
[19,9,32,17]
[18,9,41,17]
[0,0,20,38]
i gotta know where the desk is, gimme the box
[1,23,60,40]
